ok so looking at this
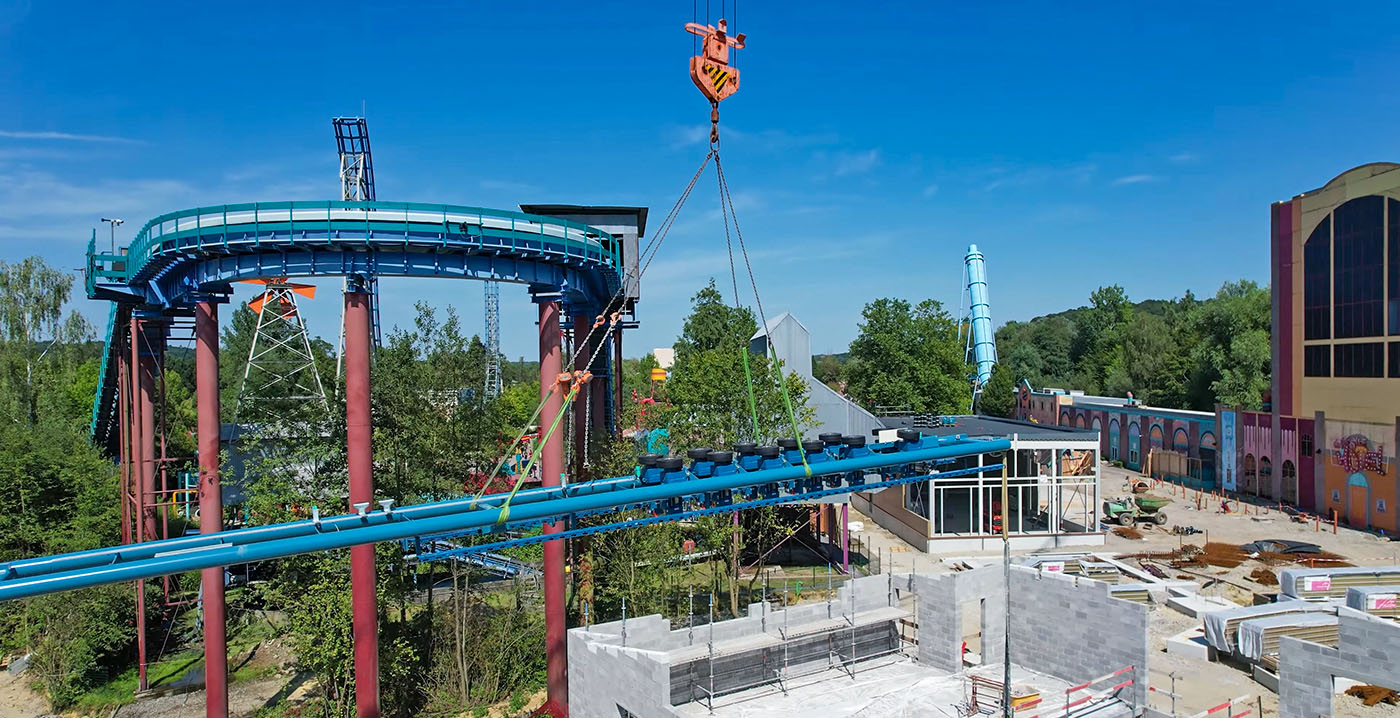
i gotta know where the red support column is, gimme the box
[195,301,228,718]
[117,339,131,546]
[572,315,589,478]
[540,300,568,710]
[591,338,606,433]
[345,287,380,718]
[138,324,159,544]
[613,330,624,436]
[130,317,150,692]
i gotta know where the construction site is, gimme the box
[1,4,1399,718]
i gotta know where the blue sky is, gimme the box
[2,1,1399,360]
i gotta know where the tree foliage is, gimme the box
[844,297,970,414]
[995,280,1271,411]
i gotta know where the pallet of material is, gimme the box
[1236,612,1339,660]
[1201,600,1333,653]
[1345,586,1400,618]
[1109,585,1151,604]
[1279,566,1400,601]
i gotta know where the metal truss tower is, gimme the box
[233,280,330,425]
[333,117,382,379]
[483,280,502,398]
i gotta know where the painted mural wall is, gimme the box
[1220,410,1236,492]
[1320,419,1397,533]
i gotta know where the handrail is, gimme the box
[89,304,119,437]
[119,200,621,281]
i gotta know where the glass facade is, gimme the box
[1332,196,1385,339]
[1392,199,1400,334]
[1303,195,1400,383]
[1303,216,1331,340]
[1334,342,1384,378]
[1304,345,1330,377]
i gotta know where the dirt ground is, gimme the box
[855,464,1400,717]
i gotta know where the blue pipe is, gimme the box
[0,437,1008,600]
[965,244,996,399]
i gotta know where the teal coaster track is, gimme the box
[85,200,626,450]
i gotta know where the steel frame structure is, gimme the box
[80,198,628,717]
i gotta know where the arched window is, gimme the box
[1260,457,1273,497]
[1108,419,1120,462]
[1075,414,1087,429]
[1060,410,1071,426]
[1173,427,1190,453]
[1304,216,1331,340]
[1243,454,1257,492]
[1092,417,1102,432]
[1127,422,1141,468]
[1333,196,1385,338]
[1149,424,1164,450]
[1199,432,1216,449]
[1281,460,1297,505]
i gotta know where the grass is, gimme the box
[74,610,281,710]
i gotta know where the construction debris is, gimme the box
[1248,568,1279,586]
[1112,526,1144,540]
[1344,684,1400,707]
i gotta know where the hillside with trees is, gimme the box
[812,280,1271,420]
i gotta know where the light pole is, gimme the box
[994,448,1012,718]
[100,217,124,253]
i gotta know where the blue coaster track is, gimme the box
[84,200,626,450]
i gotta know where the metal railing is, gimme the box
[106,200,621,283]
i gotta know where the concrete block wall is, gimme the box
[1278,608,1400,718]
[914,566,1006,673]
[569,573,900,715]
[1008,567,1150,710]
[568,628,679,718]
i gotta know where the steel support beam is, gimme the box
[195,301,228,718]
[613,330,624,436]
[345,287,380,718]
[572,314,589,479]
[540,300,567,710]
[130,317,150,692]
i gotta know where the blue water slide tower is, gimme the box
[964,244,997,410]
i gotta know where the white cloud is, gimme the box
[922,184,939,198]
[0,170,194,219]
[980,163,1097,192]
[1111,174,1159,186]
[1168,152,1200,164]
[832,149,881,177]
[0,129,139,144]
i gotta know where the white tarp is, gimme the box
[1279,566,1400,600]
[1236,613,1337,660]
[1201,601,1331,652]
[1345,586,1400,612]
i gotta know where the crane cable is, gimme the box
[476,149,716,521]
[714,148,810,477]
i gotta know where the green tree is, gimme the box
[654,280,813,448]
[813,354,843,388]
[978,362,1017,418]
[1185,280,1271,409]
[1070,285,1133,392]
[844,297,970,413]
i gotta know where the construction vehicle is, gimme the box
[1103,495,1170,526]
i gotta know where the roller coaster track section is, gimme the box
[84,200,624,444]
[0,433,1008,601]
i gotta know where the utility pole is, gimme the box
[100,217,123,253]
